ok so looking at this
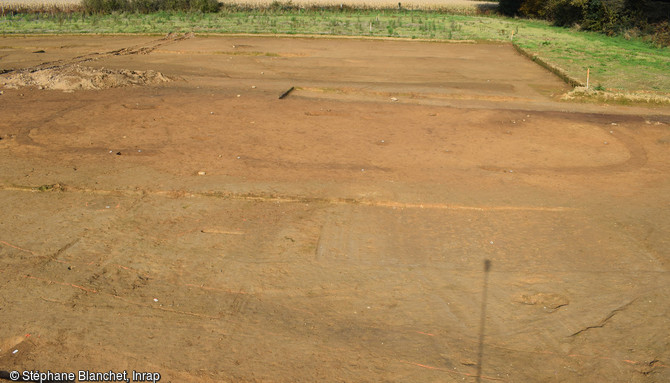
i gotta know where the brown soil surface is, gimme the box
[1,35,669,382]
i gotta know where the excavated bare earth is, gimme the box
[1,35,669,382]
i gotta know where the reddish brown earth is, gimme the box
[1,35,669,382]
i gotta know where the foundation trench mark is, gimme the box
[0,184,575,213]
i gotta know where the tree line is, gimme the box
[499,0,670,46]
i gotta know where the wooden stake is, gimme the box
[586,68,590,89]
[278,86,295,100]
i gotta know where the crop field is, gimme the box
[0,3,669,383]
[0,0,497,8]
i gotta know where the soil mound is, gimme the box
[1,65,171,91]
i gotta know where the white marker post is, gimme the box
[586,68,590,90]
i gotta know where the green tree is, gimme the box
[519,0,548,17]
[499,0,523,15]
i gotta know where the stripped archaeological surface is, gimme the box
[0,35,669,382]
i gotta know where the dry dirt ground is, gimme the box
[1,34,669,382]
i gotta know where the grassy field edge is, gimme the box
[512,43,584,88]
[1,9,669,101]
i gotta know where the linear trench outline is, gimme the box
[0,184,575,213]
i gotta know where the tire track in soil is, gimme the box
[0,32,194,76]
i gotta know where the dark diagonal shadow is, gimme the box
[476,259,492,383]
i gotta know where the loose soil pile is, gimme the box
[1,65,170,90]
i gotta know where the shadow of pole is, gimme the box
[475,259,492,383]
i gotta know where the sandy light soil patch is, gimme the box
[2,65,171,90]
[0,35,669,383]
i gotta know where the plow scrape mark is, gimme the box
[570,299,637,337]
